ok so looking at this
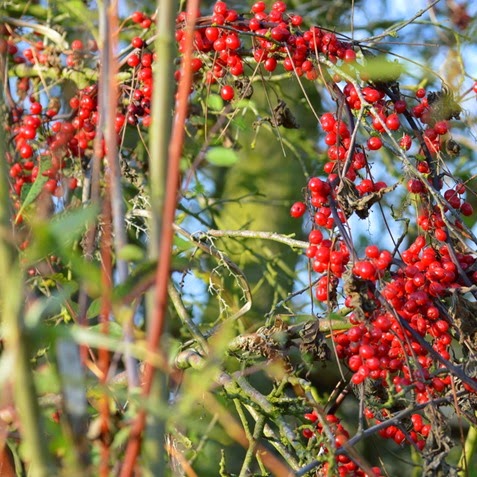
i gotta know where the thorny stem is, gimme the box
[168,281,209,354]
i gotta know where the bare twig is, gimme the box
[193,228,308,249]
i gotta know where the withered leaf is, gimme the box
[271,100,299,129]
[337,178,396,219]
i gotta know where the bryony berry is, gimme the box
[367,136,382,150]
[220,85,234,101]
[290,201,306,218]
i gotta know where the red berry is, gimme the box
[394,99,407,113]
[220,85,234,101]
[306,245,317,258]
[44,179,58,193]
[434,121,448,135]
[10,163,22,178]
[362,87,382,103]
[367,137,382,150]
[272,1,287,11]
[290,201,306,218]
[308,229,323,245]
[19,144,33,159]
[131,37,144,49]
[30,102,42,115]
[131,11,145,23]
[191,58,203,72]
[400,134,412,150]
[141,18,152,29]
[225,33,240,50]
[353,260,377,280]
[435,228,447,241]
[68,177,78,190]
[416,162,429,174]
[386,113,400,131]
[343,49,356,63]
[127,54,140,68]
[304,411,318,423]
[271,26,290,42]
[407,178,424,194]
[214,1,227,15]
[69,97,80,109]
[359,344,375,359]
[308,177,329,195]
[205,27,219,42]
[291,15,303,27]
[416,88,426,99]
[71,39,83,51]
[320,113,336,132]
[460,202,473,216]
[348,355,363,372]
[251,1,266,13]
[365,245,380,259]
[264,57,277,72]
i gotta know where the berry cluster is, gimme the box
[4,1,477,474]
[303,411,382,477]
[364,408,430,451]
[174,0,356,100]
[276,3,477,467]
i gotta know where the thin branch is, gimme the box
[194,229,309,249]
[358,0,442,44]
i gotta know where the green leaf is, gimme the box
[15,157,51,221]
[117,244,145,262]
[87,298,101,319]
[89,320,124,338]
[173,235,193,252]
[49,205,99,243]
[59,0,98,40]
[359,56,405,83]
[205,147,239,167]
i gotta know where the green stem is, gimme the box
[142,0,177,474]
[147,0,176,253]
[237,403,266,477]
[459,423,477,476]
[0,59,53,477]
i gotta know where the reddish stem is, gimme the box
[119,0,199,474]
[98,194,112,477]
